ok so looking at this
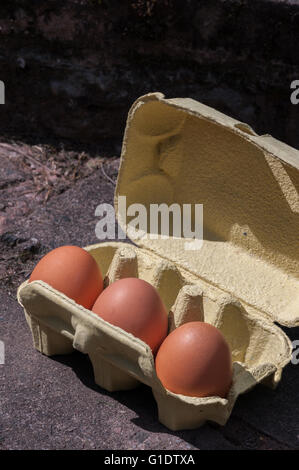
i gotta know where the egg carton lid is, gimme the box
[115,93,299,328]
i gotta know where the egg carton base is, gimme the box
[18,241,292,431]
[25,309,234,430]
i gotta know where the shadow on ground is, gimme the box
[51,325,299,451]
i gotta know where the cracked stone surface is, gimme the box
[0,146,298,450]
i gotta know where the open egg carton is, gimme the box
[17,93,299,430]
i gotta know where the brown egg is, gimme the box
[155,321,232,398]
[29,245,103,309]
[92,278,168,353]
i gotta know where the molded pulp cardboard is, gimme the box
[18,93,299,430]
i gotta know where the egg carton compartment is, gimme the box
[17,241,292,431]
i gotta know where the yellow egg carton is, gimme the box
[17,92,299,430]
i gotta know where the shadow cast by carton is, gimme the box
[52,351,218,449]
[51,326,299,450]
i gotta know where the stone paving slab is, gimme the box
[1,161,298,450]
